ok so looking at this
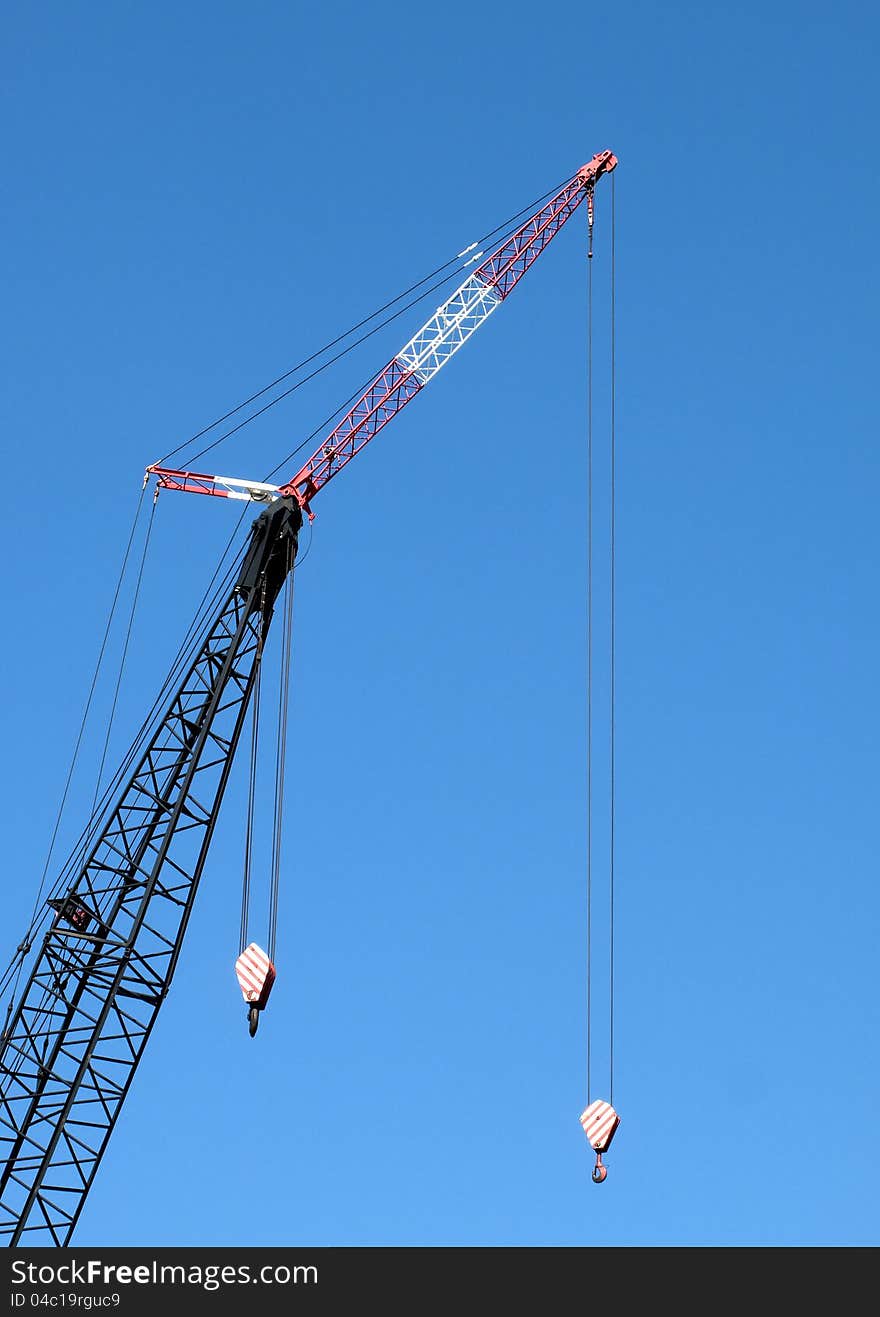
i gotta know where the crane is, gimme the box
[0,150,617,1245]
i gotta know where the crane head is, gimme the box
[577,150,618,186]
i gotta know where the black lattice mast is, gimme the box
[0,498,301,1246]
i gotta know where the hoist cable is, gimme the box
[86,498,157,826]
[156,176,569,472]
[240,610,264,956]
[609,173,617,1105]
[586,210,594,1107]
[268,550,295,963]
[18,487,146,935]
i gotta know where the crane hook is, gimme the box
[580,1099,619,1181]
[248,1005,260,1038]
[591,1152,607,1184]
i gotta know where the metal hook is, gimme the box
[591,1152,607,1184]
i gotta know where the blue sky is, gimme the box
[2,1,878,1246]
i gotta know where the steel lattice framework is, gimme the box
[0,500,301,1245]
[1,149,616,1247]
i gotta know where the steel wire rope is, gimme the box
[67,495,158,896]
[586,207,594,1107]
[180,216,544,475]
[240,596,264,957]
[156,176,569,473]
[52,528,249,892]
[267,544,295,963]
[166,266,472,470]
[2,488,147,1006]
[255,204,548,492]
[145,201,578,501]
[85,498,157,835]
[609,173,616,1104]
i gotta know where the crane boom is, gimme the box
[150,151,617,517]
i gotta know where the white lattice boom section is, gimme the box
[396,273,502,383]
